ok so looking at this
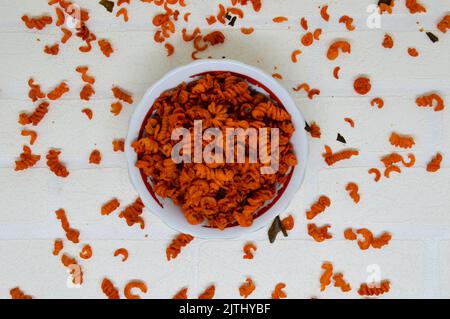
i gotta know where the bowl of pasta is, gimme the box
[125,59,308,238]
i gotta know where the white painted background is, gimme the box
[0,0,449,299]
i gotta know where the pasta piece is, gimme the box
[333,273,351,292]
[306,196,331,220]
[102,278,120,299]
[111,101,123,116]
[301,32,314,46]
[344,228,357,240]
[281,215,294,231]
[354,77,371,95]
[426,153,442,172]
[98,39,114,57]
[241,27,254,35]
[80,84,95,101]
[61,254,83,285]
[271,283,287,299]
[10,287,32,299]
[345,182,360,204]
[124,281,147,299]
[356,228,373,250]
[21,15,52,30]
[61,28,72,44]
[14,145,41,171]
[46,149,69,178]
[319,262,333,291]
[79,244,92,259]
[165,43,174,56]
[382,34,394,48]
[116,7,129,22]
[89,149,102,165]
[339,15,355,31]
[101,198,120,215]
[309,122,321,138]
[53,239,63,256]
[408,47,419,57]
[28,78,46,102]
[47,82,70,100]
[243,243,257,259]
[119,197,145,229]
[82,108,93,120]
[273,16,288,23]
[112,86,133,104]
[322,145,359,166]
[239,278,255,298]
[291,49,302,63]
[112,139,125,152]
[114,248,129,262]
[320,5,330,21]
[173,287,188,299]
[166,233,194,261]
[198,285,215,299]
[437,15,450,33]
[416,93,445,112]
[389,132,415,149]
[358,280,390,296]
[19,101,50,126]
[326,41,351,61]
[405,0,426,14]
[44,43,59,55]
[333,66,341,79]
[371,98,384,109]
[55,209,79,244]
[308,223,332,242]
[76,66,95,84]
[368,168,381,182]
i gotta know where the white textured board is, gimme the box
[0,0,449,299]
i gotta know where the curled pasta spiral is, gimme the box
[28,78,46,102]
[239,278,255,298]
[112,86,133,104]
[119,197,145,229]
[101,278,120,299]
[10,287,32,299]
[101,198,120,216]
[333,273,351,292]
[47,82,70,100]
[427,153,442,172]
[416,93,445,112]
[306,195,331,220]
[198,285,215,299]
[345,182,360,204]
[308,223,332,242]
[389,132,415,149]
[55,208,80,244]
[242,243,257,259]
[14,145,41,171]
[21,15,52,30]
[320,262,333,291]
[358,280,390,296]
[46,150,70,178]
[166,233,194,261]
[19,101,50,126]
[322,145,359,166]
[271,283,287,299]
[124,281,148,299]
[173,287,188,299]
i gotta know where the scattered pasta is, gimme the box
[79,244,93,259]
[114,248,129,262]
[323,145,359,166]
[101,278,120,299]
[166,233,194,261]
[426,153,442,172]
[271,283,287,299]
[308,223,332,242]
[101,198,120,216]
[173,287,188,299]
[14,145,41,171]
[119,197,145,229]
[319,262,333,291]
[389,132,415,149]
[198,285,215,299]
[243,243,257,259]
[53,239,63,256]
[124,281,147,299]
[358,280,390,296]
[306,196,331,220]
[89,149,102,165]
[55,209,80,244]
[10,287,32,299]
[416,93,445,112]
[345,182,360,204]
[239,278,255,298]
[46,149,70,178]
[354,77,371,95]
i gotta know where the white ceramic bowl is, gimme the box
[125,59,308,238]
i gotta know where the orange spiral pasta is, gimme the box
[10,287,32,299]
[405,0,426,14]
[80,84,95,101]
[28,78,46,102]
[333,273,351,292]
[198,285,216,299]
[61,27,72,44]
[309,122,321,138]
[101,198,120,216]
[173,287,188,299]
[47,82,70,100]
[133,73,297,229]
[327,41,351,61]
[46,149,70,178]
[306,195,331,220]
[320,262,333,291]
[338,15,355,31]
[82,108,93,120]
[112,139,125,152]
[346,228,391,250]
[281,215,294,231]
[89,149,101,165]
[371,97,384,109]
[308,223,332,242]
[55,209,79,244]
[382,34,394,48]
[76,66,95,84]
[243,243,257,259]
[14,145,41,171]
[426,153,442,173]
[354,77,371,95]
[301,32,314,47]
[241,27,254,35]
[389,132,415,149]
[98,39,114,57]
[79,244,92,259]
[271,283,287,299]
[345,182,360,204]
[119,197,145,229]
[124,281,148,299]
[19,101,50,126]
[358,280,390,296]
[116,8,129,22]
[384,164,401,178]
[416,93,445,112]
[320,5,330,21]
[322,145,359,166]
[102,278,120,299]
[344,228,357,240]
[112,86,133,104]
[21,130,38,145]
[22,15,52,30]
[368,168,381,182]
[44,43,60,55]
[110,101,123,116]
[61,254,83,285]
[166,233,194,261]
[437,15,450,33]
[114,248,129,262]
[239,278,255,298]
[53,239,63,256]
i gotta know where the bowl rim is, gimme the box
[125,59,309,238]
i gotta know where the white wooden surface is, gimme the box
[0,0,449,299]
